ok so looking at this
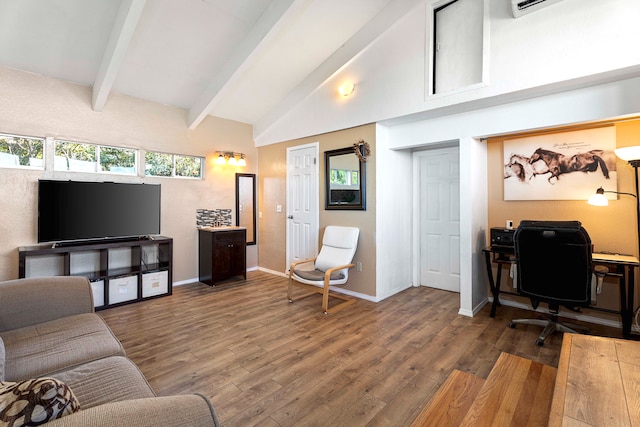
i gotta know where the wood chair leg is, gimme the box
[287,272,294,302]
[289,273,356,315]
[322,276,330,314]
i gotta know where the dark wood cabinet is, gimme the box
[18,237,173,310]
[199,228,246,286]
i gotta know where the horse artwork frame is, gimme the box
[503,126,617,201]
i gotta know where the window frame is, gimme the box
[145,150,204,180]
[54,139,138,175]
[1,132,205,180]
[0,132,45,170]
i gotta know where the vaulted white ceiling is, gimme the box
[0,0,414,132]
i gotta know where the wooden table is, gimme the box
[550,333,640,426]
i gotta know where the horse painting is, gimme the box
[503,127,616,200]
[504,154,548,182]
[567,150,610,178]
[528,147,610,183]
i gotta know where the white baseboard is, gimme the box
[173,266,259,287]
[257,266,288,278]
[173,278,199,287]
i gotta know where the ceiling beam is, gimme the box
[253,0,424,143]
[187,0,303,130]
[92,0,147,112]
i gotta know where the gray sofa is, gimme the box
[0,276,220,426]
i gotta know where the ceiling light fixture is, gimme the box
[338,82,355,97]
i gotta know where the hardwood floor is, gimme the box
[98,271,623,427]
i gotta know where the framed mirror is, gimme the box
[325,146,366,210]
[236,173,256,245]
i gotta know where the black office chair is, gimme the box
[509,220,592,346]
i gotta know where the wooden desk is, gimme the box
[482,247,639,337]
[550,333,640,426]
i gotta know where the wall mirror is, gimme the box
[236,173,256,245]
[325,146,366,210]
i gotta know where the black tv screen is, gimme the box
[38,180,161,243]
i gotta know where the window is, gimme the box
[2,134,203,179]
[0,133,44,168]
[145,152,172,177]
[175,154,202,178]
[330,169,359,186]
[432,0,484,94]
[350,170,359,185]
[100,146,136,174]
[145,151,203,179]
[55,140,136,174]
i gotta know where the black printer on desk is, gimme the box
[490,227,515,253]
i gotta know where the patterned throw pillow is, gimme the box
[0,378,80,426]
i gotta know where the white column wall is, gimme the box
[375,124,414,300]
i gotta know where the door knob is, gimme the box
[287,215,293,219]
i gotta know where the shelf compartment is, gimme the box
[142,270,169,298]
[108,275,138,305]
[90,279,105,308]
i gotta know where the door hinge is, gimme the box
[313,157,316,165]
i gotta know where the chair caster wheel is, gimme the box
[509,322,516,329]
[535,339,544,347]
[288,299,293,303]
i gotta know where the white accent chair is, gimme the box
[288,226,359,314]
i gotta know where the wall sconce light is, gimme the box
[215,151,246,166]
[338,82,355,97]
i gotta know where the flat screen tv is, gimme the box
[38,180,161,243]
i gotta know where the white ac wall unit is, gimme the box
[511,0,565,18]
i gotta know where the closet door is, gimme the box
[416,147,460,292]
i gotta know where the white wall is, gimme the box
[255,0,640,146]
[388,76,640,315]
[374,124,414,300]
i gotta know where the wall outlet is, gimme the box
[356,261,363,272]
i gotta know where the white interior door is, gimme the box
[286,143,319,271]
[415,147,460,292]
